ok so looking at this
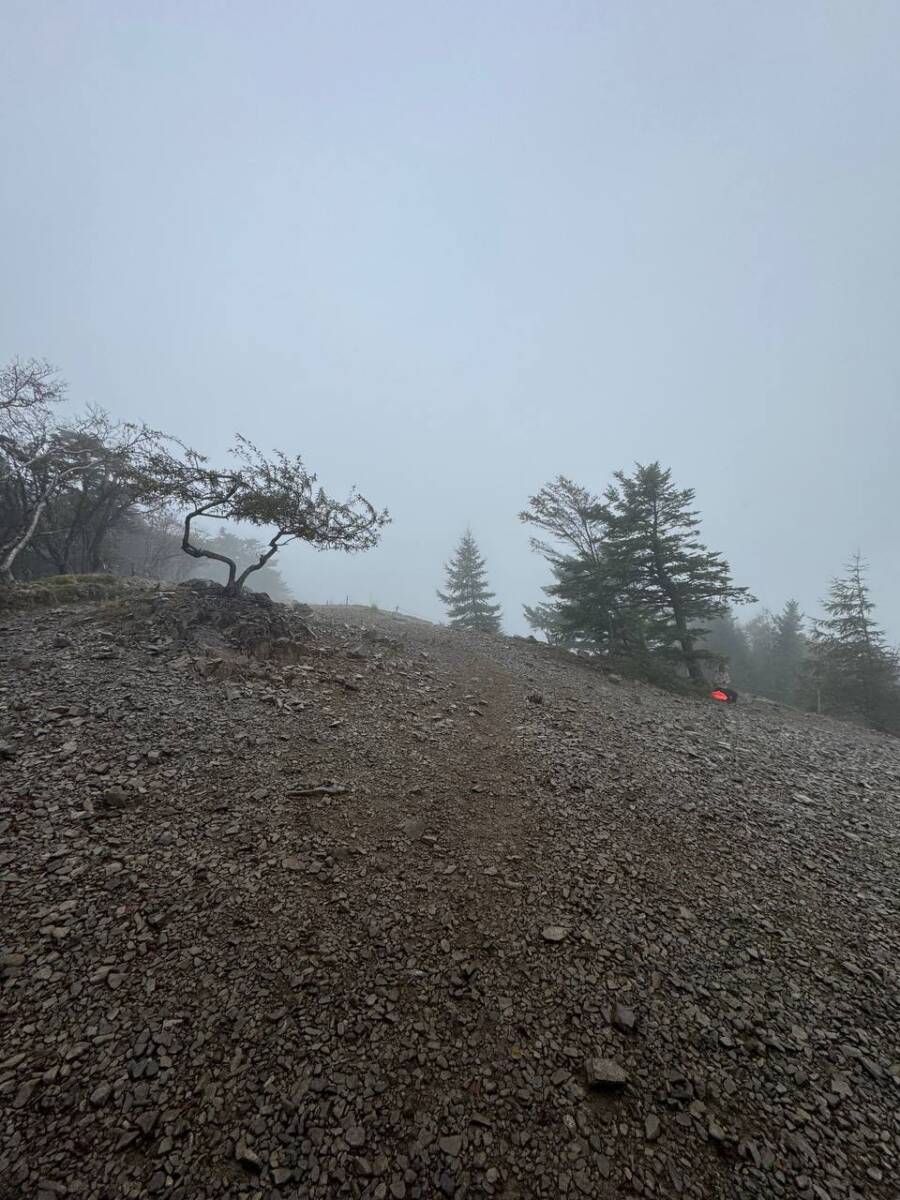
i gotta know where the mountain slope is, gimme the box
[1,592,898,1200]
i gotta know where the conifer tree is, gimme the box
[770,599,805,704]
[519,477,638,654]
[437,529,502,633]
[742,611,778,694]
[602,462,753,680]
[810,555,899,730]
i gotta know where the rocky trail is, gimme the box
[1,586,899,1200]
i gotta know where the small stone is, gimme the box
[136,1109,159,1137]
[644,1114,661,1141]
[90,1082,111,1105]
[390,1179,407,1199]
[612,1002,637,1033]
[346,1127,366,1149]
[541,926,568,943]
[12,1080,35,1109]
[587,1058,628,1089]
[439,1134,463,1157]
[235,1139,262,1172]
[100,786,129,809]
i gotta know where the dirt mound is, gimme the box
[88,579,315,662]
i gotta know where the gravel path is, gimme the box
[1,594,898,1200]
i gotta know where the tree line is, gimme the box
[3,356,898,736]
[438,468,899,736]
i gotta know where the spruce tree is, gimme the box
[810,555,899,730]
[602,462,753,680]
[770,599,805,704]
[437,529,502,633]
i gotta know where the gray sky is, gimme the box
[2,1,898,637]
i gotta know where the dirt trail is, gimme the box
[1,595,899,1200]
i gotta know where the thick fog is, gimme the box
[2,2,898,637]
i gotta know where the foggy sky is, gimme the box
[2,1,898,638]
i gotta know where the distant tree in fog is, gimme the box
[770,600,806,704]
[188,526,294,601]
[703,610,753,682]
[437,529,502,633]
[808,554,900,731]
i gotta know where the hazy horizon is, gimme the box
[2,1,898,639]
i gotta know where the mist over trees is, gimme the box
[437,530,502,633]
[705,564,900,735]
[2,355,898,736]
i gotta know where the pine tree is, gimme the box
[602,462,753,680]
[524,553,624,651]
[810,555,900,730]
[437,529,502,633]
[770,599,805,704]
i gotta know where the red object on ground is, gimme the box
[711,689,731,702]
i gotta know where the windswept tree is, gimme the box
[163,436,389,594]
[602,462,753,679]
[519,476,635,651]
[437,529,502,633]
[809,554,899,730]
[519,476,606,565]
